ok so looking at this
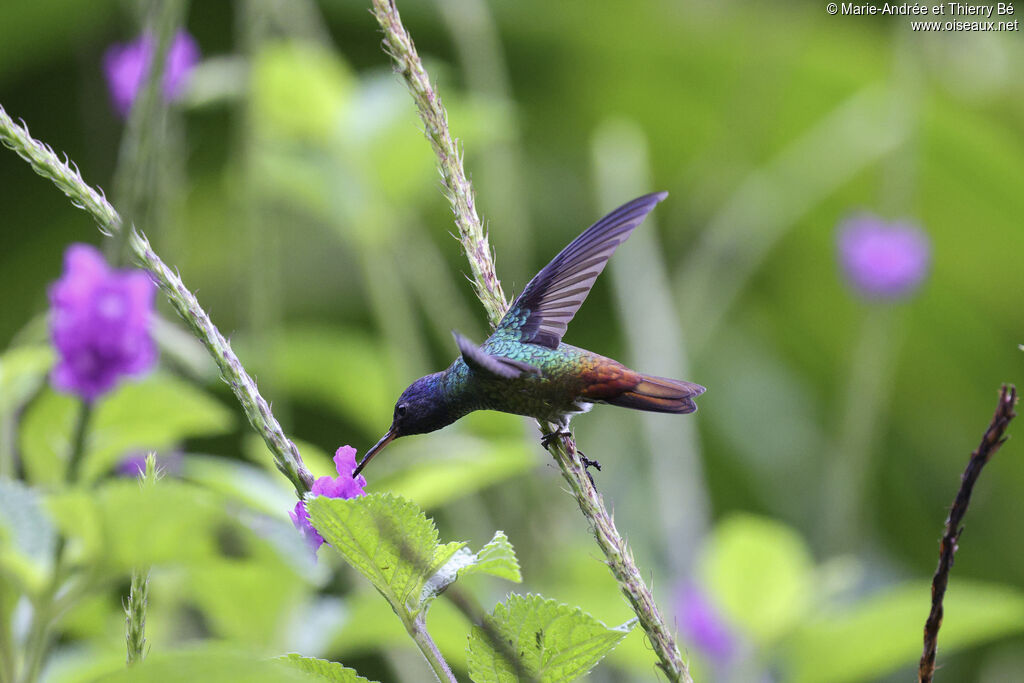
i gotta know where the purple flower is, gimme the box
[103,30,200,118]
[289,446,367,553]
[837,214,931,300]
[675,581,736,665]
[49,244,157,401]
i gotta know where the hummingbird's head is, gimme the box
[352,373,452,477]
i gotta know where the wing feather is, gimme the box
[496,192,667,348]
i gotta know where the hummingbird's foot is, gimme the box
[540,430,572,449]
[577,451,602,487]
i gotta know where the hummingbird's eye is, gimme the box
[396,403,408,418]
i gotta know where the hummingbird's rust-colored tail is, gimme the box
[604,374,705,414]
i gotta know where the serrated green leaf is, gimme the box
[470,531,522,583]
[785,580,1024,683]
[279,654,375,682]
[307,493,462,617]
[19,388,78,485]
[467,593,633,683]
[0,345,53,416]
[83,372,234,480]
[0,478,56,594]
[421,531,522,608]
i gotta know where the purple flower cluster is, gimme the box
[837,214,931,300]
[290,446,367,553]
[49,244,158,401]
[103,30,200,118]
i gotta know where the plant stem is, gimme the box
[369,0,507,328]
[919,385,1017,683]
[109,0,188,265]
[367,2,692,680]
[0,104,314,496]
[125,455,157,665]
[406,614,458,683]
[65,401,92,484]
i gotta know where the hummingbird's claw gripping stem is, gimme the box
[540,430,572,449]
[578,452,602,487]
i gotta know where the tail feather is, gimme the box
[605,374,705,414]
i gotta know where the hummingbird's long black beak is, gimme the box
[353,425,397,477]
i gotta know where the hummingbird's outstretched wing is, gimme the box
[454,331,540,379]
[495,192,668,349]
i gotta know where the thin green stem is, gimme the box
[0,104,314,496]
[125,455,157,665]
[370,0,507,327]
[109,0,188,265]
[406,614,457,683]
[0,586,15,683]
[368,2,692,680]
[65,401,92,484]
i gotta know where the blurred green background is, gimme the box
[1,1,1023,681]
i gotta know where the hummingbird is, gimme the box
[353,192,705,476]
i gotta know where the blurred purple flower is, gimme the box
[290,446,367,553]
[838,214,931,300]
[49,244,157,401]
[116,451,183,478]
[675,580,736,665]
[103,30,200,117]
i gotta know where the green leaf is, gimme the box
[279,654,375,682]
[0,345,53,416]
[786,580,1024,683]
[0,478,56,594]
[47,479,227,569]
[90,647,309,682]
[184,453,295,517]
[369,434,536,510]
[698,513,814,643]
[19,388,78,485]
[261,327,391,434]
[470,531,522,583]
[467,594,633,683]
[188,560,306,647]
[306,493,462,617]
[83,372,234,480]
[252,41,353,143]
[422,531,522,604]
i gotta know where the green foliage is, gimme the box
[279,654,374,683]
[252,42,354,143]
[18,387,78,485]
[786,580,1024,683]
[187,560,306,646]
[0,344,52,416]
[466,594,634,683]
[90,648,311,683]
[308,493,521,623]
[699,513,815,644]
[47,478,227,570]
[0,478,56,594]
[260,327,391,435]
[83,372,234,480]
[369,435,536,510]
[308,493,461,617]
